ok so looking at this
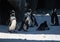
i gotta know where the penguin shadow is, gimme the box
[50,23,60,26]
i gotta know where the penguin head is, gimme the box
[26,9,32,16]
[10,10,15,17]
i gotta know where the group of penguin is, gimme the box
[9,9,59,33]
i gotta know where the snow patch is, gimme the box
[0,33,60,41]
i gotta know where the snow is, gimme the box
[0,33,60,41]
[0,15,60,42]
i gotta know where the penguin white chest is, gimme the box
[26,16,32,26]
[9,16,16,31]
[23,24,27,30]
[11,20,16,28]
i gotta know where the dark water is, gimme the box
[0,39,60,42]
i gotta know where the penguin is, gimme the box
[25,9,38,27]
[51,9,59,25]
[9,10,17,33]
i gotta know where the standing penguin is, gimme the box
[25,9,38,27]
[25,11,33,27]
[9,10,17,33]
[51,9,59,25]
